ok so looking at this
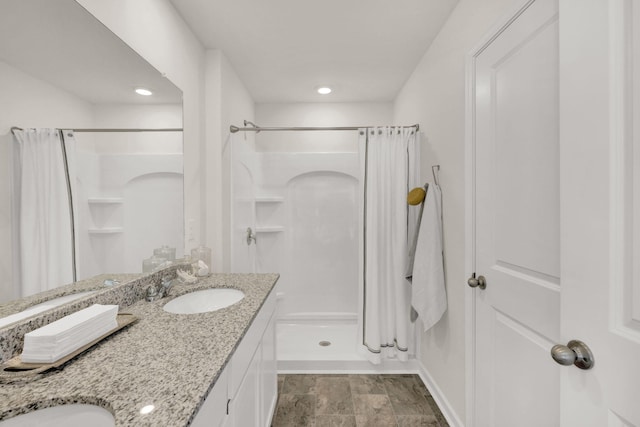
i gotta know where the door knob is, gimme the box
[467,273,486,289]
[550,340,594,370]
[246,227,257,246]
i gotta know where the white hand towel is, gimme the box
[411,184,447,332]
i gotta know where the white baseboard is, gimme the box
[278,358,421,374]
[416,360,464,427]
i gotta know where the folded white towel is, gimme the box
[406,184,428,279]
[22,304,118,363]
[410,184,447,332]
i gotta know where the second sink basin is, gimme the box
[0,404,114,427]
[163,289,245,314]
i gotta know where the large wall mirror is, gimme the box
[0,0,184,311]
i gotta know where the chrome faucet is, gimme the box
[146,277,174,302]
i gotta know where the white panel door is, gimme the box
[470,0,560,425]
[559,0,640,425]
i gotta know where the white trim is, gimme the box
[609,0,640,342]
[278,358,421,374]
[464,46,478,427]
[464,1,543,426]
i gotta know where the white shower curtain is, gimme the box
[12,128,77,297]
[358,126,419,364]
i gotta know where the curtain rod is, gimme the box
[229,122,419,134]
[11,126,182,134]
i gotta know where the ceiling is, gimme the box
[169,0,459,103]
[0,0,182,105]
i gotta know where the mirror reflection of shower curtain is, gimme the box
[11,128,77,297]
[358,127,419,364]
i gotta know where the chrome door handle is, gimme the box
[550,340,594,370]
[467,273,486,289]
[246,227,257,246]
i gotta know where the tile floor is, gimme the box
[272,374,449,427]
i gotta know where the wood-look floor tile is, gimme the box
[272,394,316,426]
[282,374,317,394]
[316,377,354,415]
[315,415,357,426]
[352,394,394,416]
[382,376,434,416]
[349,374,386,394]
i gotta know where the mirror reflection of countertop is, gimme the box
[0,274,143,319]
[0,273,279,426]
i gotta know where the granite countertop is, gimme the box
[0,273,279,426]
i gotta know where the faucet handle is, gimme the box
[146,285,159,302]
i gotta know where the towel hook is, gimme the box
[432,165,440,186]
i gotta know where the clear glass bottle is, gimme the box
[190,245,212,268]
[154,245,176,262]
[142,255,167,273]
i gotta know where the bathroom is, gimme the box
[0,0,637,426]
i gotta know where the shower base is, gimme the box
[276,321,414,374]
[277,322,364,361]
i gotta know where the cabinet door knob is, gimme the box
[550,340,594,370]
[246,227,257,245]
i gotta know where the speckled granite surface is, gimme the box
[0,266,189,363]
[0,273,279,426]
[0,273,142,319]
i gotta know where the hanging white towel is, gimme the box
[410,183,447,332]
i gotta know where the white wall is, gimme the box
[76,0,205,255]
[0,60,95,304]
[393,0,516,422]
[0,61,95,134]
[205,50,256,272]
[255,103,392,152]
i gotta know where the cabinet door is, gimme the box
[260,312,278,426]
[230,347,260,427]
[191,365,229,427]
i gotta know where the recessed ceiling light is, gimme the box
[317,86,332,95]
[135,88,153,96]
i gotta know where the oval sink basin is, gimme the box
[0,404,114,427]
[163,289,245,314]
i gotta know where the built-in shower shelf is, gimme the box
[87,198,124,204]
[88,227,124,234]
[255,196,284,203]
[255,226,284,233]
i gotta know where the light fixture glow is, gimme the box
[317,86,332,95]
[140,405,155,415]
[135,88,153,96]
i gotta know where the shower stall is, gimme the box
[230,122,420,372]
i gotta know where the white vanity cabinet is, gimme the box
[191,291,278,427]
